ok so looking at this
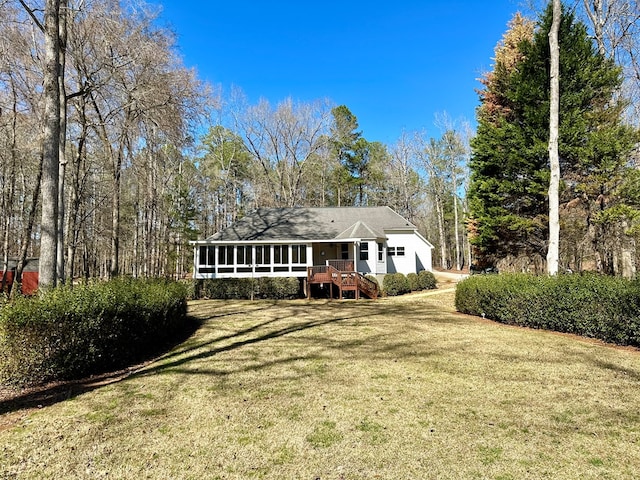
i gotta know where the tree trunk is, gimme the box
[1,79,19,293]
[11,156,43,299]
[65,94,87,283]
[435,193,448,270]
[452,175,462,271]
[39,0,62,290]
[547,0,561,275]
[56,0,68,283]
[583,0,606,56]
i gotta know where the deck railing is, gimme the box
[327,259,355,272]
[307,262,378,299]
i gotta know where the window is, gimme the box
[199,246,215,266]
[359,242,369,261]
[388,246,405,256]
[378,243,384,261]
[292,245,307,264]
[218,246,234,265]
[255,245,271,265]
[274,245,289,264]
[236,246,252,265]
[340,243,349,260]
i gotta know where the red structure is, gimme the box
[1,258,39,295]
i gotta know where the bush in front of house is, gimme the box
[383,273,411,296]
[405,270,437,291]
[455,273,640,347]
[0,278,189,386]
[407,273,420,291]
[418,270,437,290]
[194,277,301,300]
[256,277,300,299]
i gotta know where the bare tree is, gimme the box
[581,0,640,123]
[238,97,332,207]
[383,131,425,223]
[547,0,561,275]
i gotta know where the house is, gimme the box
[191,207,433,298]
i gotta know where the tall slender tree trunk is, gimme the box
[435,193,448,270]
[452,172,462,271]
[110,148,122,278]
[11,156,43,299]
[547,0,561,275]
[2,80,19,293]
[583,0,606,56]
[39,0,62,290]
[66,103,87,283]
[56,0,68,283]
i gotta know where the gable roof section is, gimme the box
[335,220,383,240]
[205,207,415,242]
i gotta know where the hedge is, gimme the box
[418,270,437,290]
[383,273,411,296]
[455,273,640,347]
[193,277,301,300]
[0,278,189,386]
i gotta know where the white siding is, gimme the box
[356,240,374,274]
[386,231,433,275]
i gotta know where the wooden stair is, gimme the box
[307,264,379,300]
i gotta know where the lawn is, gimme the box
[1,288,639,479]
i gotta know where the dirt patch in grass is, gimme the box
[2,289,640,479]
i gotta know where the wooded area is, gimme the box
[2,0,640,293]
[469,1,640,277]
[0,0,471,294]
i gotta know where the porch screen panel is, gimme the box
[256,245,271,264]
[218,246,234,265]
[199,246,215,266]
[274,245,289,264]
[236,246,253,265]
[292,244,307,264]
[254,245,271,272]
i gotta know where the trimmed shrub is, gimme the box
[418,270,437,290]
[407,273,420,291]
[194,277,301,300]
[383,273,411,296]
[256,277,300,299]
[455,273,640,347]
[0,278,189,386]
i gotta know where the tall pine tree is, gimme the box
[468,3,636,272]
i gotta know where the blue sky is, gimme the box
[153,0,524,143]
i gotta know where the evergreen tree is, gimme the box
[468,3,637,270]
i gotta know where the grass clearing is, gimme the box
[1,289,639,479]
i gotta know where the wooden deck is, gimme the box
[307,261,379,300]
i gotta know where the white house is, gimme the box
[191,207,434,286]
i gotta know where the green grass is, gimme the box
[1,289,640,479]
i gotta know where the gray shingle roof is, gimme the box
[205,207,415,242]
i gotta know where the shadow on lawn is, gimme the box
[135,301,375,377]
[0,300,367,416]
[133,299,451,380]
